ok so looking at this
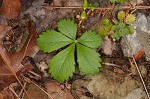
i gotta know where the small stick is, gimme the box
[49,6,150,10]
[102,62,122,68]
[29,71,41,78]
[9,86,20,98]
[18,81,27,97]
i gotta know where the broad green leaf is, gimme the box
[111,31,121,40]
[111,25,118,30]
[48,43,75,82]
[77,43,101,75]
[118,11,125,21]
[127,26,134,34]
[98,24,112,37]
[37,30,73,53]
[118,23,126,28]
[125,14,136,24]
[58,19,77,40]
[120,27,129,36]
[98,18,113,37]
[78,30,102,48]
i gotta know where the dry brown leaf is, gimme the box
[134,48,145,60]
[0,21,39,90]
[0,0,21,19]
[114,67,125,75]
[46,82,74,99]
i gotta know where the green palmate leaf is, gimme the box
[118,11,125,22]
[111,31,121,40]
[120,27,129,36]
[37,30,73,53]
[58,19,77,40]
[78,30,102,48]
[111,25,118,30]
[48,43,75,82]
[127,26,134,34]
[118,23,126,28]
[98,18,113,37]
[77,43,101,75]
[111,27,130,40]
[125,14,136,24]
[37,19,102,82]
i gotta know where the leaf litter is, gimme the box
[0,21,39,91]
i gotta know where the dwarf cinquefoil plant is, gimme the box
[37,19,102,82]
[98,11,135,40]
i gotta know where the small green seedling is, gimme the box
[37,19,102,82]
[98,11,135,40]
[111,11,135,40]
[98,18,113,37]
[81,0,99,20]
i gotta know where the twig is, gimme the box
[102,62,123,68]
[123,37,150,98]
[18,81,27,97]
[29,71,41,78]
[49,6,150,10]
[23,76,54,99]
[9,86,20,98]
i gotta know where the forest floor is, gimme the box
[0,0,150,99]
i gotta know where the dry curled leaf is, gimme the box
[0,21,39,90]
[0,0,21,19]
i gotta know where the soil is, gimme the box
[0,0,150,99]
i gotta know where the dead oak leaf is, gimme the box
[0,21,39,90]
[0,0,21,19]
